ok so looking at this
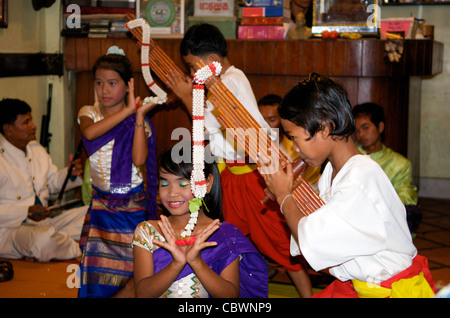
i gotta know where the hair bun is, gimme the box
[107,45,125,56]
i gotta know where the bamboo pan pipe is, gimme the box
[126,15,324,215]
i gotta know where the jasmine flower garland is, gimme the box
[175,62,222,246]
[126,18,168,105]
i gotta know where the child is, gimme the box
[259,73,437,298]
[77,46,158,298]
[258,94,321,192]
[353,102,421,233]
[132,148,268,298]
[165,23,312,298]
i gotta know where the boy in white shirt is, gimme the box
[259,73,436,298]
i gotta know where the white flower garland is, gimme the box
[173,62,221,246]
[180,210,199,238]
[126,18,167,105]
[190,61,222,199]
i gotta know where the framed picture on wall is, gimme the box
[312,0,379,35]
[0,0,7,28]
[136,0,185,36]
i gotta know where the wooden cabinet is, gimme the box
[65,37,443,158]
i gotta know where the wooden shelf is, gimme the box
[65,37,443,77]
[64,37,443,158]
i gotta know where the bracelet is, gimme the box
[134,122,144,128]
[280,194,293,215]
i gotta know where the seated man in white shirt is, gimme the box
[0,98,87,262]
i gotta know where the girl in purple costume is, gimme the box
[132,148,268,298]
[77,46,158,297]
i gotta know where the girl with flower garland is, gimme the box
[77,46,160,298]
[132,148,268,298]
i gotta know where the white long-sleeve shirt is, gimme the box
[291,155,417,284]
[204,66,278,161]
[0,135,82,254]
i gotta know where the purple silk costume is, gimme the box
[79,115,157,298]
[81,114,157,218]
[153,222,268,298]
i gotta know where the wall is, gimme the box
[381,5,450,198]
[0,0,75,168]
[1,1,449,198]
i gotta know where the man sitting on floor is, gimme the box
[0,98,87,262]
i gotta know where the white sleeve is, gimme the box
[295,181,388,272]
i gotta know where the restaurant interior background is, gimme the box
[0,0,449,200]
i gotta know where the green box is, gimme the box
[188,16,239,39]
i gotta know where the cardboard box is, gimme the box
[380,18,418,39]
[241,6,290,18]
[194,0,235,17]
[238,25,286,39]
[243,0,290,8]
[188,16,238,38]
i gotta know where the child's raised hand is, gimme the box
[127,78,139,114]
[152,215,187,265]
[165,69,193,101]
[137,99,157,116]
[185,219,220,265]
[257,154,293,201]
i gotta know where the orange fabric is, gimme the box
[220,165,303,271]
[313,255,437,298]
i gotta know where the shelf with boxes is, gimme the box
[188,0,238,38]
[238,0,290,39]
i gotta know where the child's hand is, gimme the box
[186,219,220,265]
[136,99,157,116]
[257,154,293,201]
[127,78,139,114]
[165,69,193,101]
[152,215,187,266]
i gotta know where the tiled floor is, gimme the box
[413,197,450,290]
[1,197,448,298]
[269,197,450,296]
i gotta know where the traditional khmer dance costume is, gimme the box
[77,107,157,298]
[133,221,268,298]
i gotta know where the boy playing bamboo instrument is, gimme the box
[259,73,436,298]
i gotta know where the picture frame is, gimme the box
[136,0,185,37]
[312,0,379,35]
[0,0,7,28]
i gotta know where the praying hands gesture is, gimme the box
[152,215,220,267]
[165,69,194,114]
[134,215,239,298]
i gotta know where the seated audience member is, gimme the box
[353,102,421,233]
[0,98,87,262]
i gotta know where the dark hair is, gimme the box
[158,147,223,221]
[0,98,32,134]
[352,102,386,142]
[258,94,283,107]
[180,23,227,58]
[92,52,133,84]
[279,73,355,140]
